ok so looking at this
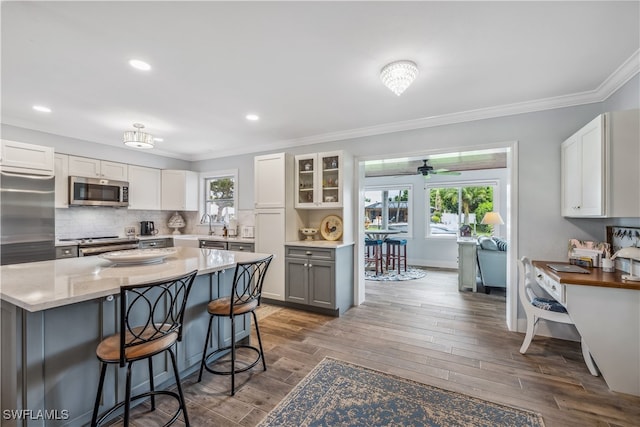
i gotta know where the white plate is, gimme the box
[100,248,177,265]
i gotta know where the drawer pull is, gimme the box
[306,251,313,256]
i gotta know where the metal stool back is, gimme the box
[91,269,198,427]
[198,255,273,395]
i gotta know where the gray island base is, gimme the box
[1,247,271,426]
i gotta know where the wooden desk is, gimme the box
[533,261,640,396]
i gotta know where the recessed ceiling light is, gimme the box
[154,137,164,142]
[32,105,51,113]
[246,114,259,121]
[129,59,151,71]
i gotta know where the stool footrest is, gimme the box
[202,344,263,376]
[95,390,184,426]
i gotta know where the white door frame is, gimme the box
[352,141,519,331]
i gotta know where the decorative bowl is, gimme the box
[300,228,318,240]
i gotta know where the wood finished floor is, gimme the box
[110,268,640,426]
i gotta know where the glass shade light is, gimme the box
[481,212,504,225]
[380,60,419,96]
[123,123,154,149]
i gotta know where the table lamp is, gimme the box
[480,212,504,236]
[611,247,640,281]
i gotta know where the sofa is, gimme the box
[476,236,507,294]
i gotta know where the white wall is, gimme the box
[193,74,637,268]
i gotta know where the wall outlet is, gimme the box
[125,226,136,235]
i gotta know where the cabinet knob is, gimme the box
[304,263,308,267]
[305,251,312,256]
[308,264,313,268]
[105,295,114,302]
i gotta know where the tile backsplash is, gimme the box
[55,208,254,239]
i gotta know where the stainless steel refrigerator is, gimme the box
[1,170,55,265]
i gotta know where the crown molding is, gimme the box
[192,50,639,162]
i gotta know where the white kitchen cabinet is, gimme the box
[561,109,639,218]
[0,140,54,175]
[254,152,300,302]
[54,153,69,208]
[295,151,343,208]
[254,153,290,209]
[68,156,128,181]
[561,117,605,217]
[161,169,198,211]
[255,209,286,301]
[128,165,161,210]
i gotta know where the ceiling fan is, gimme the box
[417,159,461,177]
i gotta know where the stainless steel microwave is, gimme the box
[69,176,129,207]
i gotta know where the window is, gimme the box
[202,171,237,223]
[427,182,497,237]
[364,185,412,236]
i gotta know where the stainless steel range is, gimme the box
[60,236,139,256]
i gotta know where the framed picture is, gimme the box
[606,226,640,254]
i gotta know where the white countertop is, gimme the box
[0,247,270,312]
[285,240,354,248]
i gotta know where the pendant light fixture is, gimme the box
[123,123,154,149]
[380,60,419,96]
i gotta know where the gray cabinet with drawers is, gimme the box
[55,245,79,259]
[284,244,353,316]
[227,242,254,252]
[139,238,173,249]
[199,239,255,252]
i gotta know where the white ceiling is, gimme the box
[2,1,639,161]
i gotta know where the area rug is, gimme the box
[365,266,427,281]
[258,358,544,427]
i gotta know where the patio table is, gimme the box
[365,229,401,242]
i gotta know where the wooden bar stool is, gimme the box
[198,255,273,395]
[91,270,198,427]
[365,238,384,275]
[386,238,407,273]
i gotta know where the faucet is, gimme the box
[200,213,215,235]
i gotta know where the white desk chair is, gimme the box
[518,256,599,376]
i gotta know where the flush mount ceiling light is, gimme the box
[380,60,419,96]
[123,123,154,149]
[129,59,151,71]
[246,114,260,121]
[32,105,51,113]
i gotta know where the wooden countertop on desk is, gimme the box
[532,260,640,291]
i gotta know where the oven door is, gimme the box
[69,176,129,207]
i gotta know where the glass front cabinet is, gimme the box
[295,151,343,208]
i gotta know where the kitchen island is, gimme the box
[0,247,271,426]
